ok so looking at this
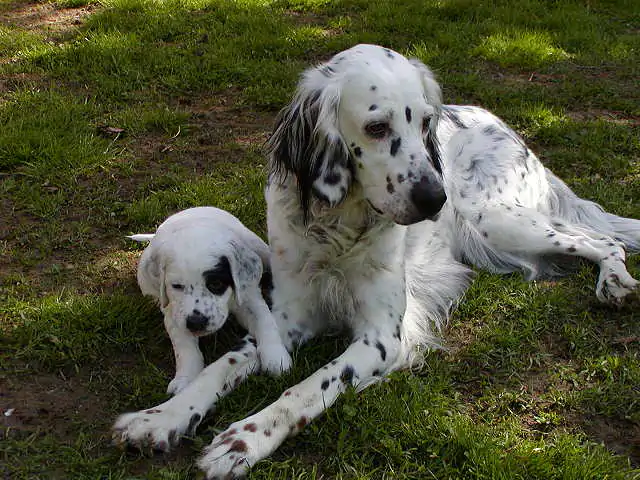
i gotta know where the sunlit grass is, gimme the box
[475,30,573,68]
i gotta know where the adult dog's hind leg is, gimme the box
[462,205,639,304]
[446,122,638,304]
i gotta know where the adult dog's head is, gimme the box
[136,222,263,337]
[267,44,445,225]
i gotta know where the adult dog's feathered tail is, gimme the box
[546,169,640,252]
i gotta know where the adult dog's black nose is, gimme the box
[410,175,447,219]
[186,310,209,332]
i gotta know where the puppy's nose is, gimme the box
[410,175,447,219]
[185,310,209,333]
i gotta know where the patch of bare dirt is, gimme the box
[1,361,115,441]
[0,0,97,41]
[567,414,640,464]
[0,354,206,473]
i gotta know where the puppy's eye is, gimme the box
[206,277,228,295]
[422,116,432,133]
[171,284,185,290]
[364,121,389,139]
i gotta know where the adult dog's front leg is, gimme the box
[112,335,259,452]
[197,328,400,478]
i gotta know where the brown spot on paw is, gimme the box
[230,439,248,452]
[220,428,237,439]
[296,416,308,430]
[243,423,257,432]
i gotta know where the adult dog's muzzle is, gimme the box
[410,175,447,221]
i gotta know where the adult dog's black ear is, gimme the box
[266,65,354,222]
[137,247,169,309]
[409,58,443,175]
[227,241,262,306]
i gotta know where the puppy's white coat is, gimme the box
[131,206,291,394]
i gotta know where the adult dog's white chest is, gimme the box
[266,178,407,325]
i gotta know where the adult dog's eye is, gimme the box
[364,121,389,139]
[422,116,432,133]
[171,283,185,290]
[206,277,228,295]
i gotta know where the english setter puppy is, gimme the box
[119,206,290,396]
[113,45,639,478]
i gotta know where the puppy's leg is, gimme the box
[164,312,204,395]
[197,278,404,479]
[466,206,638,304]
[233,293,292,376]
[112,335,259,451]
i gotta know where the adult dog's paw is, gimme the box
[596,270,639,305]
[112,406,202,452]
[258,342,292,376]
[197,417,283,479]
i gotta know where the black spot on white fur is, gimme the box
[369,104,377,111]
[340,365,355,384]
[374,341,387,361]
[390,137,401,157]
[405,107,412,123]
[203,257,233,295]
[387,180,395,194]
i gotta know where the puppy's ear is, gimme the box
[228,241,263,306]
[267,64,354,222]
[409,58,443,174]
[137,247,169,309]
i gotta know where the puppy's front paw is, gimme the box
[258,342,292,376]
[112,406,202,452]
[167,375,195,395]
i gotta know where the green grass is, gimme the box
[0,0,639,478]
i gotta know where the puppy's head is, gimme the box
[267,44,445,225]
[137,235,263,336]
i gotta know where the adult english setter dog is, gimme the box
[113,44,640,478]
